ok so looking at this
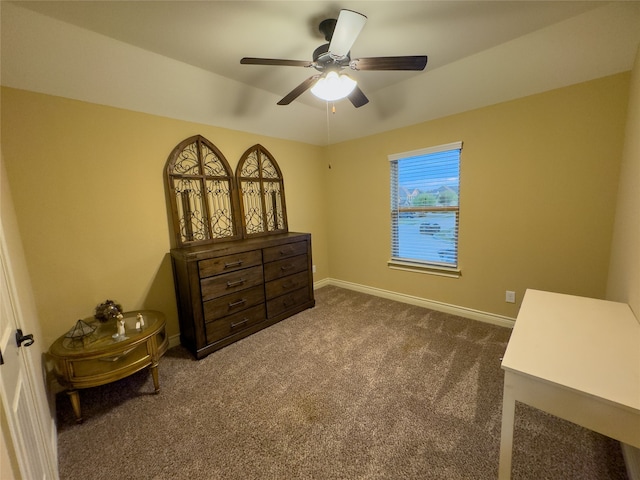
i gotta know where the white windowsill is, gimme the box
[387,259,461,278]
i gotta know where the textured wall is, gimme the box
[326,73,630,319]
[1,71,633,343]
[1,88,328,345]
[607,46,640,317]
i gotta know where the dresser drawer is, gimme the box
[203,285,265,322]
[263,241,308,263]
[206,304,266,343]
[171,233,314,359]
[201,265,263,301]
[265,271,309,300]
[199,250,262,278]
[263,254,308,282]
[267,287,312,318]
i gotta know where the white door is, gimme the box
[0,226,57,480]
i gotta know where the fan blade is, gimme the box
[329,9,367,58]
[277,75,321,105]
[348,85,369,108]
[241,57,313,68]
[351,56,428,71]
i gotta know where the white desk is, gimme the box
[499,289,640,479]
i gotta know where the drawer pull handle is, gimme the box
[226,278,245,288]
[279,249,292,256]
[231,319,248,329]
[280,264,294,271]
[228,299,246,308]
[282,281,297,290]
[224,260,243,269]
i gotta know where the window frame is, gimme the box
[388,141,463,277]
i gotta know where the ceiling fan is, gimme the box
[240,9,428,108]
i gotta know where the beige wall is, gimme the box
[326,73,630,318]
[0,70,632,347]
[607,46,640,316]
[2,47,637,478]
[1,88,328,345]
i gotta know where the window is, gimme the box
[389,142,462,275]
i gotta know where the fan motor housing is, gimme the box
[312,43,350,72]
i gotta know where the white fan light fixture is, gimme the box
[311,71,357,101]
[240,9,427,108]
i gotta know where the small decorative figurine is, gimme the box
[116,314,125,337]
[136,313,145,331]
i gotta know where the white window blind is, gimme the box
[389,142,462,270]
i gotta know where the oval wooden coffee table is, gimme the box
[48,310,169,423]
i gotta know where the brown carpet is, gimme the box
[56,285,627,479]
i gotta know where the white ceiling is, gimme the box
[2,1,640,145]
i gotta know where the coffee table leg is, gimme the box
[67,389,83,423]
[150,363,160,393]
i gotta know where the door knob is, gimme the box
[16,329,34,348]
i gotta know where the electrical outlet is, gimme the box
[312,265,316,273]
[506,290,516,303]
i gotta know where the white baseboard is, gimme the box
[313,277,332,289]
[168,278,514,348]
[169,334,181,348]
[622,443,640,480]
[318,278,515,328]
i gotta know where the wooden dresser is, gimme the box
[171,232,314,359]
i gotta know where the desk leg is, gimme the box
[150,363,160,393]
[499,378,516,480]
[67,390,83,424]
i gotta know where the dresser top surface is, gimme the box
[170,232,310,260]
